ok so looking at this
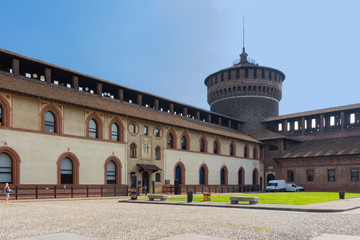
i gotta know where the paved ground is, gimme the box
[0,195,360,240]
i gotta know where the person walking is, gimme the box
[4,183,11,204]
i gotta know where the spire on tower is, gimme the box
[240,17,249,64]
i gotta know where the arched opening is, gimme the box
[44,111,56,133]
[106,161,116,184]
[238,167,245,185]
[174,162,186,185]
[104,156,122,185]
[252,168,258,185]
[181,135,188,150]
[61,157,73,184]
[111,123,119,141]
[168,133,173,148]
[220,166,228,185]
[0,153,12,184]
[155,146,161,160]
[267,173,275,183]
[199,164,208,185]
[142,171,149,193]
[175,165,182,184]
[130,143,137,158]
[89,119,98,138]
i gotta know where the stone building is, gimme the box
[0,48,262,193]
[207,48,360,192]
[0,46,359,193]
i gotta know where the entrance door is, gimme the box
[142,171,149,194]
[267,173,275,183]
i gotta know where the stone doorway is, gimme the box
[267,173,275,183]
[142,171,150,194]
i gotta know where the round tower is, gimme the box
[204,48,286,134]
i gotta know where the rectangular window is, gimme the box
[287,122,290,131]
[306,170,314,182]
[328,169,335,182]
[143,126,148,135]
[287,170,294,182]
[304,120,307,129]
[330,116,335,126]
[311,119,316,128]
[294,121,299,130]
[350,113,355,124]
[278,123,282,131]
[351,169,359,181]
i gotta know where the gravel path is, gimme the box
[0,198,359,240]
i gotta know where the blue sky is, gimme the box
[1,1,360,115]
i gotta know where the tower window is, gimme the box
[245,69,248,78]
[294,121,299,130]
[311,119,316,129]
[350,113,355,124]
[236,69,240,79]
[228,71,231,80]
[278,123,282,131]
[253,69,257,78]
[330,116,335,126]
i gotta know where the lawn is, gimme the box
[165,192,360,205]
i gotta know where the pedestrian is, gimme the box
[4,183,11,204]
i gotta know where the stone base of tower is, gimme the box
[210,97,279,134]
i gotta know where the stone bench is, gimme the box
[148,194,168,201]
[230,196,259,205]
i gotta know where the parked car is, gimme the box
[265,180,287,192]
[286,183,304,192]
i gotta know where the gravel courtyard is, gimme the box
[0,198,360,240]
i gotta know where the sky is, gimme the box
[1,1,360,115]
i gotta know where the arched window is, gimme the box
[130,143,137,158]
[154,127,161,138]
[220,166,228,185]
[175,165,182,184]
[0,106,3,126]
[0,153,12,184]
[253,147,258,159]
[200,139,205,152]
[143,126,148,135]
[155,173,161,182]
[61,157,73,184]
[221,168,226,185]
[111,123,119,141]
[89,119,97,138]
[129,123,137,134]
[44,111,55,133]
[214,141,218,154]
[106,161,116,184]
[238,168,244,185]
[181,135,187,150]
[230,142,235,156]
[155,146,161,160]
[198,164,209,185]
[168,133,174,148]
[200,167,205,185]
[244,145,249,158]
[253,169,258,185]
[174,162,185,185]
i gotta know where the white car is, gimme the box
[286,183,304,192]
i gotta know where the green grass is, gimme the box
[165,192,360,205]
